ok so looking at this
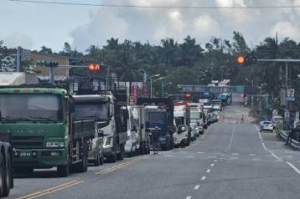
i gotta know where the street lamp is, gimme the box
[148,74,160,97]
[245,78,254,87]
[162,82,172,97]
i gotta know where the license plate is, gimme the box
[20,151,31,157]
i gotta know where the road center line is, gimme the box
[17,180,84,199]
[194,185,200,190]
[201,176,206,181]
[186,196,192,199]
[210,163,214,167]
[214,160,217,163]
[206,169,211,173]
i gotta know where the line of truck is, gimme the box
[0,72,225,197]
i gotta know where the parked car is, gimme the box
[260,121,273,132]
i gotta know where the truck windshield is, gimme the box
[74,102,109,121]
[175,117,184,126]
[0,94,62,121]
[147,112,165,124]
[190,112,200,119]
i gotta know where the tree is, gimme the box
[232,31,250,55]
[39,46,53,54]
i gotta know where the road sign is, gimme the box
[286,88,295,101]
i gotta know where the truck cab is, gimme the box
[189,103,205,135]
[124,106,139,157]
[203,104,214,125]
[72,95,106,166]
[173,102,192,147]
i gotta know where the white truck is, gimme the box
[124,106,139,157]
[173,102,191,147]
[131,106,150,155]
[203,104,214,125]
[188,103,205,135]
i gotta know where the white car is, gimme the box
[260,121,273,132]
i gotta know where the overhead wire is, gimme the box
[8,0,300,9]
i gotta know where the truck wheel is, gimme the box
[100,155,104,165]
[107,153,117,163]
[94,155,101,166]
[2,153,12,197]
[118,148,125,160]
[76,144,88,173]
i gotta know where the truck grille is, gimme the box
[12,136,44,148]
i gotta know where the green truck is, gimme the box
[0,85,95,177]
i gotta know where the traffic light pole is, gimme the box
[50,65,91,84]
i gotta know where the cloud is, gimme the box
[270,21,300,40]
[3,33,33,49]
[69,0,300,51]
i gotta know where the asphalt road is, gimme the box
[7,97,300,199]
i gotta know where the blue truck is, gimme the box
[137,98,175,151]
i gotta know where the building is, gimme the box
[30,53,70,81]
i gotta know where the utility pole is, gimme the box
[16,46,21,72]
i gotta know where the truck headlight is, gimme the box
[46,141,65,148]
[103,136,113,148]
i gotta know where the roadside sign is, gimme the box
[286,88,295,101]
[128,95,137,106]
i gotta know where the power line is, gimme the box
[8,0,300,10]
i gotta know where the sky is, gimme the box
[1,0,300,52]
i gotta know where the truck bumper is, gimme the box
[13,148,68,168]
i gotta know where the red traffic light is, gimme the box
[185,93,192,98]
[88,64,101,71]
[237,56,245,65]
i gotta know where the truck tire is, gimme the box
[75,143,88,173]
[117,147,125,161]
[94,155,101,166]
[2,152,12,197]
[107,153,117,163]
[100,154,104,165]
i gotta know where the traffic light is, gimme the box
[88,64,101,72]
[36,60,59,67]
[236,54,257,66]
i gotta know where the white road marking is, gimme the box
[225,125,236,152]
[201,176,206,181]
[186,196,192,199]
[232,153,239,156]
[194,185,200,190]
[249,154,257,156]
[208,156,217,158]
[255,125,300,175]
[197,152,205,154]
[286,162,300,175]
[214,160,218,163]
[255,125,282,162]
[206,169,211,173]
[210,163,214,167]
